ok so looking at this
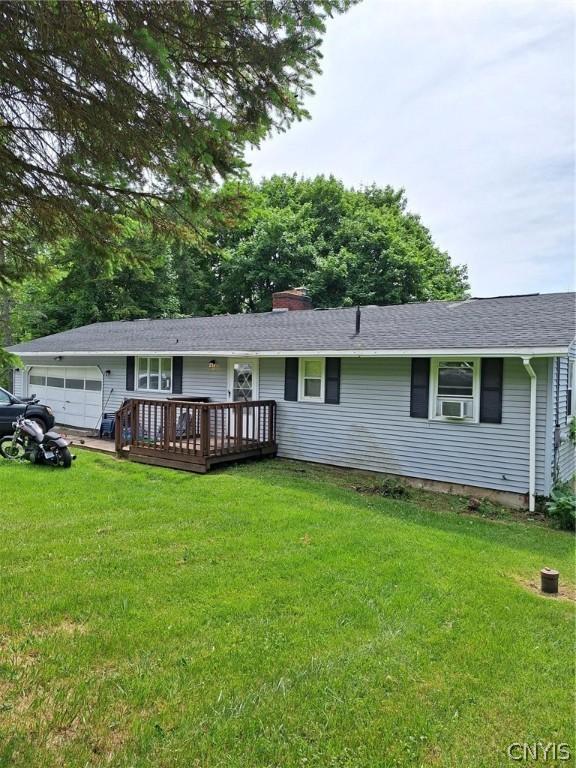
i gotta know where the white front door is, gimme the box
[28,366,103,428]
[227,359,259,437]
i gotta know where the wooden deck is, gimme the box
[115,398,277,473]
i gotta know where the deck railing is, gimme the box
[115,398,277,459]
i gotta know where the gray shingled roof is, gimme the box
[8,292,575,355]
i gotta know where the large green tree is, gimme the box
[9,220,180,343]
[213,175,469,311]
[0,0,349,282]
[7,176,468,348]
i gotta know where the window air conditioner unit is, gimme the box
[441,400,466,419]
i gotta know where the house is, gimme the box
[8,289,576,509]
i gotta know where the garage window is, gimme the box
[29,374,46,386]
[137,357,172,392]
[85,380,102,391]
[47,376,64,388]
[66,378,85,389]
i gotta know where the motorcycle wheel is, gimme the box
[0,437,26,460]
[55,446,73,468]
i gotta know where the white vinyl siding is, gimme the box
[13,353,557,496]
[554,349,576,484]
[260,356,550,496]
[13,355,229,416]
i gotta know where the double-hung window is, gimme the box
[137,357,172,393]
[299,358,325,402]
[432,359,479,421]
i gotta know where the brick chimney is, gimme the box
[272,287,312,311]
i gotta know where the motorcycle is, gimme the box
[0,400,74,468]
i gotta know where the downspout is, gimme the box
[522,357,537,512]
[553,357,561,484]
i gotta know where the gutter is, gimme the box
[522,357,537,512]
[7,346,569,358]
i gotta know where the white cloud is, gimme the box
[246,0,575,296]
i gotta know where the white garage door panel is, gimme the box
[28,366,103,428]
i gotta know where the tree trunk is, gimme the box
[0,245,14,389]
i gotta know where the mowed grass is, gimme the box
[0,452,573,768]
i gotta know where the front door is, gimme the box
[227,359,259,438]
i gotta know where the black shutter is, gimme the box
[284,358,299,401]
[172,356,183,394]
[410,358,430,418]
[567,359,573,417]
[325,358,341,404]
[126,356,135,391]
[480,358,503,424]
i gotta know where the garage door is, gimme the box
[28,366,103,428]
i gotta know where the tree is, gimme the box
[214,175,468,311]
[0,0,350,281]
[6,176,469,345]
[8,219,180,343]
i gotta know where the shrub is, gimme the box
[545,483,576,531]
[569,418,576,447]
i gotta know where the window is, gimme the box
[431,359,479,422]
[231,362,255,401]
[66,378,85,390]
[46,376,64,388]
[0,389,11,404]
[137,357,172,392]
[29,374,46,386]
[85,379,102,392]
[299,358,325,402]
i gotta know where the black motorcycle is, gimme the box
[0,400,74,468]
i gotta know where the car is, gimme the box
[0,387,56,436]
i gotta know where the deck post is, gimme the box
[200,404,210,457]
[114,411,121,452]
[131,400,138,447]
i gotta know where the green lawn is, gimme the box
[0,451,573,768]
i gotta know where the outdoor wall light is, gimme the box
[208,359,218,369]
[54,356,62,361]
[105,370,111,376]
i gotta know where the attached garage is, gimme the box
[28,366,103,428]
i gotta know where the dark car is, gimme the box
[0,387,56,436]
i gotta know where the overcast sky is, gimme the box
[246,0,574,297]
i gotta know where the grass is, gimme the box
[0,451,573,768]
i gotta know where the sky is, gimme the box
[246,0,575,297]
